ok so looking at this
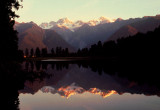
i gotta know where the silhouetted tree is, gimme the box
[97,41,102,48]
[89,44,97,56]
[65,48,69,56]
[42,62,48,70]
[56,47,62,56]
[41,48,48,57]
[17,50,24,60]
[30,48,34,57]
[30,61,34,71]
[51,63,55,69]
[103,41,117,57]
[35,47,41,57]
[25,48,29,57]
[35,61,41,71]
[25,61,29,71]
[81,48,88,56]
[0,0,22,60]
[77,49,81,56]
[51,48,55,56]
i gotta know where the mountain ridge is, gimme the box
[15,22,75,52]
[107,16,160,41]
[39,16,114,31]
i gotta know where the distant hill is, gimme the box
[15,22,75,52]
[107,15,160,41]
[107,25,138,41]
[50,25,73,42]
[15,22,46,50]
[44,29,75,52]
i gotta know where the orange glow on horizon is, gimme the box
[58,86,117,99]
[89,88,117,98]
[58,86,84,99]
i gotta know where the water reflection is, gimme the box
[21,61,160,96]
[1,60,160,110]
[0,61,51,110]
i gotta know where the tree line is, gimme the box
[24,47,69,58]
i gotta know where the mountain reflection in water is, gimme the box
[1,60,160,110]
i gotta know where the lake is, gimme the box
[16,60,160,110]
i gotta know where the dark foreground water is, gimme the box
[1,60,160,110]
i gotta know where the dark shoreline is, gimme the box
[24,56,118,62]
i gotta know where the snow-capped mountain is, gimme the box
[39,17,114,31]
[99,16,113,23]
[40,18,74,31]
[16,15,160,50]
[87,16,114,26]
[57,18,73,24]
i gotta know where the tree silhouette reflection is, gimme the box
[1,61,51,110]
[23,60,160,88]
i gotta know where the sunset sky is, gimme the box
[16,0,160,24]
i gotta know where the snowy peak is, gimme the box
[87,20,99,26]
[49,21,56,26]
[56,24,69,29]
[40,18,74,30]
[87,17,113,26]
[73,20,85,27]
[57,18,73,24]
[40,21,57,29]
[75,20,85,25]
[39,16,114,30]
[99,16,113,23]
[39,16,121,30]
[99,16,108,21]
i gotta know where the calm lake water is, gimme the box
[12,60,160,110]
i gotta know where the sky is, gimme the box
[15,0,160,24]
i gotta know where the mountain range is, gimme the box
[108,15,160,41]
[15,15,160,51]
[39,17,115,31]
